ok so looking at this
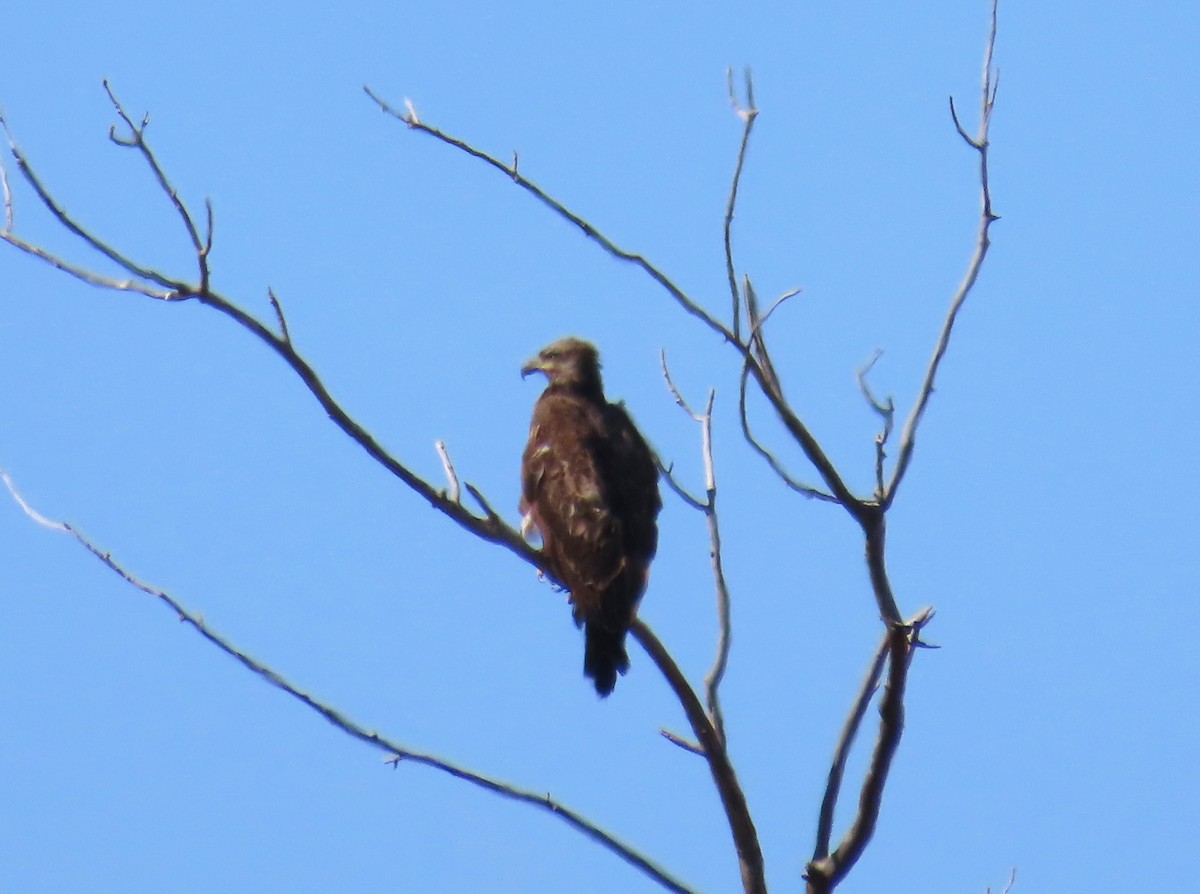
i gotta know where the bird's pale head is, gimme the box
[521,337,603,392]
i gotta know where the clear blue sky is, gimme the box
[2,2,1197,892]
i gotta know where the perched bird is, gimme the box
[519,337,661,696]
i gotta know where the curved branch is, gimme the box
[0,468,693,894]
[724,68,758,339]
[631,619,765,894]
[737,360,837,503]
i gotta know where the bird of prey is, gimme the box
[519,337,661,696]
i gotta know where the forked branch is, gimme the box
[363,86,864,517]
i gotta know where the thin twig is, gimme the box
[886,0,1000,509]
[655,454,706,511]
[1001,867,1017,894]
[0,467,693,894]
[0,229,175,299]
[103,80,205,256]
[660,729,704,756]
[632,619,766,894]
[724,67,758,339]
[742,277,781,398]
[737,362,838,503]
[0,150,13,233]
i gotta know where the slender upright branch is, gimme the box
[0,468,693,894]
[659,353,734,743]
[724,68,758,339]
[1,152,13,232]
[632,619,765,894]
[886,0,1000,508]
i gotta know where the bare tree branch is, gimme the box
[724,67,758,340]
[632,619,765,894]
[1,91,768,891]
[0,97,546,580]
[886,0,1000,509]
[0,467,694,894]
[364,85,866,517]
[812,628,890,862]
[363,86,733,347]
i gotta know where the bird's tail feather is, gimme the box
[584,621,630,698]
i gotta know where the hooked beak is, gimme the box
[521,356,547,379]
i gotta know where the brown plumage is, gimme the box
[519,337,661,696]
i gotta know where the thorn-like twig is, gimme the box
[436,440,461,504]
[267,288,291,344]
[855,350,895,500]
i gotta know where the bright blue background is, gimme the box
[2,2,1197,892]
